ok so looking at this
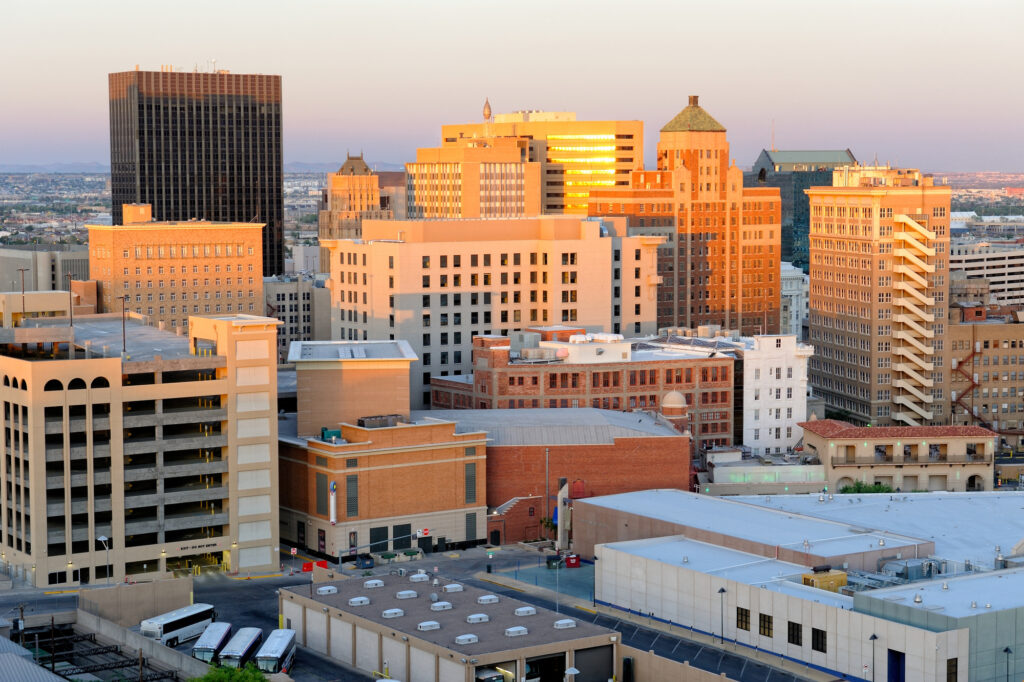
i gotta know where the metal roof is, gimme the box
[0,654,65,681]
[762,149,856,166]
[288,340,417,362]
[412,408,681,445]
[858,567,1024,617]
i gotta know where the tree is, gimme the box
[189,664,265,682]
[838,481,893,494]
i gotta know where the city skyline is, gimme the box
[2,0,1023,172]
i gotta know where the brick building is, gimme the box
[416,408,691,545]
[588,96,782,336]
[430,327,733,450]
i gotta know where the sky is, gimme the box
[1,0,1023,172]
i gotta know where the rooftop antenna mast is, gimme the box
[771,119,776,153]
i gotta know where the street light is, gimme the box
[564,666,580,682]
[65,273,74,329]
[118,295,128,354]
[16,268,28,326]
[869,633,878,682]
[1004,646,1012,682]
[97,536,109,584]
[718,587,727,644]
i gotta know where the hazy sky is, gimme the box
[2,0,1022,171]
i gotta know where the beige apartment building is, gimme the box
[806,166,951,426]
[406,137,542,219]
[89,204,264,331]
[442,108,643,214]
[323,216,662,407]
[948,303,1024,449]
[0,313,281,587]
[801,419,995,492]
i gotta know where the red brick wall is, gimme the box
[487,495,543,544]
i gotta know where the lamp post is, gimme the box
[718,587,727,644]
[869,633,878,682]
[65,273,74,328]
[17,268,28,325]
[119,295,128,354]
[97,536,109,584]
[1004,646,1012,682]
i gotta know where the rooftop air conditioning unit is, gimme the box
[348,596,370,607]
[410,573,429,583]
[382,608,404,619]
[454,634,478,645]
[396,590,417,600]
[505,626,528,637]
[553,619,577,629]
[316,586,338,595]
[417,621,441,631]
[363,579,384,589]
[477,595,499,605]
[514,606,536,617]
[466,613,489,624]
[430,601,453,612]
[442,583,464,593]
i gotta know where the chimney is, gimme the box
[689,95,699,106]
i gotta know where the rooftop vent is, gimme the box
[316,586,338,595]
[396,590,417,600]
[382,608,404,619]
[477,594,499,605]
[553,619,577,629]
[410,573,429,583]
[430,601,453,612]
[417,621,441,631]
[363,579,384,589]
[467,613,489,624]
[357,414,406,429]
[348,596,370,607]
[443,583,464,593]
[454,634,478,645]
[505,626,528,637]
[971,601,978,609]
[913,594,922,603]
[942,582,949,591]
[514,606,536,617]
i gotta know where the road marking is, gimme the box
[44,589,80,595]
[477,577,525,592]
[229,573,283,581]
[574,605,597,614]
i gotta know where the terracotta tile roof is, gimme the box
[798,419,996,439]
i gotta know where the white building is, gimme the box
[264,274,332,361]
[779,261,809,338]
[949,238,1024,305]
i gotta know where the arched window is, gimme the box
[44,379,64,391]
[90,377,110,389]
[2,376,8,387]
[68,378,87,390]
[19,379,25,390]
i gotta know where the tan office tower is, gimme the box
[89,204,264,331]
[806,166,951,426]
[589,96,782,335]
[323,215,662,407]
[407,137,542,218]
[442,105,642,214]
[318,154,395,243]
[0,313,280,587]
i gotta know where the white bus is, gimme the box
[220,627,263,669]
[254,628,297,674]
[140,603,216,647]
[191,621,233,664]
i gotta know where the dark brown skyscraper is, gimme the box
[109,68,284,275]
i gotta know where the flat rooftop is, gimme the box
[413,408,681,445]
[288,339,417,362]
[602,536,852,610]
[579,489,923,556]
[858,567,1024,617]
[30,316,195,361]
[733,491,1024,570]
[284,574,613,656]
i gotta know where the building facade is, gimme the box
[429,330,732,450]
[807,166,951,426]
[88,204,264,331]
[0,245,90,293]
[0,314,281,587]
[745,149,857,271]
[779,261,809,338]
[441,108,643,215]
[801,419,995,492]
[108,67,284,275]
[948,303,1024,448]
[949,237,1024,305]
[588,97,782,335]
[264,275,331,361]
[317,154,395,269]
[406,137,542,219]
[323,216,662,407]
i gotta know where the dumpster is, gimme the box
[565,554,580,568]
[546,556,562,570]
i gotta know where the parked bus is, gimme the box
[254,628,297,674]
[140,603,216,647]
[220,627,264,669]
[191,622,233,664]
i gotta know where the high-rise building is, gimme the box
[780,261,809,338]
[442,107,642,215]
[588,96,782,335]
[807,165,951,426]
[0,313,281,587]
[745,149,857,272]
[317,154,395,243]
[109,67,283,275]
[949,237,1024,305]
[264,274,331,360]
[89,204,264,331]
[322,215,662,407]
[406,137,542,219]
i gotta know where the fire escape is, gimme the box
[891,214,936,425]
[950,346,993,430]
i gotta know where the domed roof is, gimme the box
[662,390,686,409]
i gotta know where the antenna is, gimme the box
[771,119,776,152]
[211,58,216,73]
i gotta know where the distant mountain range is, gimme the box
[0,161,407,174]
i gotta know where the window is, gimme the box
[736,607,750,631]
[464,462,477,504]
[345,475,358,517]
[946,658,957,682]
[759,613,773,638]
[811,628,826,653]
[787,621,802,646]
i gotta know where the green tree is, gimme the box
[189,663,265,682]
[838,481,893,494]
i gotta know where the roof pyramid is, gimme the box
[660,95,726,133]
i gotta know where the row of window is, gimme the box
[736,608,826,651]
